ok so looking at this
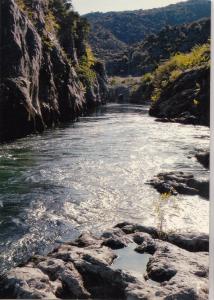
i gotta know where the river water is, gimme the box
[0,104,209,274]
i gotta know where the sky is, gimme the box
[72,0,188,15]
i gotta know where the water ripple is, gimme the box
[0,104,209,274]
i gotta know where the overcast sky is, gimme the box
[72,0,188,15]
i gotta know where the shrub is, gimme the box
[45,11,60,33]
[15,0,34,20]
[42,36,55,50]
[141,72,153,84]
[169,69,182,82]
[77,55,96,85]
[85,45,95,67]
[16,0,26,11]
[151,43,210,101]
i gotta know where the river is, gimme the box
[0,104,209,274]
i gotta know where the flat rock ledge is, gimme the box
[147,171,209,200]
[0,223,209,299]
[154,114,199,126]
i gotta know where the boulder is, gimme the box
[0,223,209,299]
[148,171,209,199]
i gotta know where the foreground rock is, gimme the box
[0,223,209,299]
[148,171,209,199]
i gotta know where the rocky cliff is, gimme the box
[0,0,108,142]
[149,65,210,126]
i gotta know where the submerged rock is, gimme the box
[195,150,210,169]
[155,114,199,125]
[0,223,209,299]
[148,171,209,199]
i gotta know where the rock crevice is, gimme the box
[0,223,209,299]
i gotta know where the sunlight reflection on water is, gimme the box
[0,104,209,273]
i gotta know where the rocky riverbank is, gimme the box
[148,171,209,200]
[149,64,210,126]
[196,150,210,169]
[0,222,209,299]
[108,76,152,104]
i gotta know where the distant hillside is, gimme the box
[107,18,210,76]
[85,0,211,74]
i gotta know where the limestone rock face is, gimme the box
[0,0,108,141]
[0,267,61,299]
[0,223,209,299]
[149,65,210,126]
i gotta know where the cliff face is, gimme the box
[0,0,108,141]
[149,65,210,126]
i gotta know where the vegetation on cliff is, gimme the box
[0,0,108,141]
[106,18,210,76]
[151,43,210,101]
[109,42,210,126]
[85,0,211,75]
[149,43,210,125]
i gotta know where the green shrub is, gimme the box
[151,43,210,101]
[169,69,182,82]
[141,72,153,84]
[45,11,60,33]
[16,0,26,11]
[85,45,95,67]
[77,55,96,85]
[42,36,55,50]
[15,0,34,20]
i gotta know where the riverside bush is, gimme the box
[151,43,210,102]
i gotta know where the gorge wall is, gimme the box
[0,0,108,142]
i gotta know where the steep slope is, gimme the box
[107,18,210,76]
[85,0,211,74]
[87,24,127,61]
[108,43,210,126]
[0,0,108,142]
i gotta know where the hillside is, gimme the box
[107,18,210,76]
[85,0,211,75]
[109,42,210,126]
